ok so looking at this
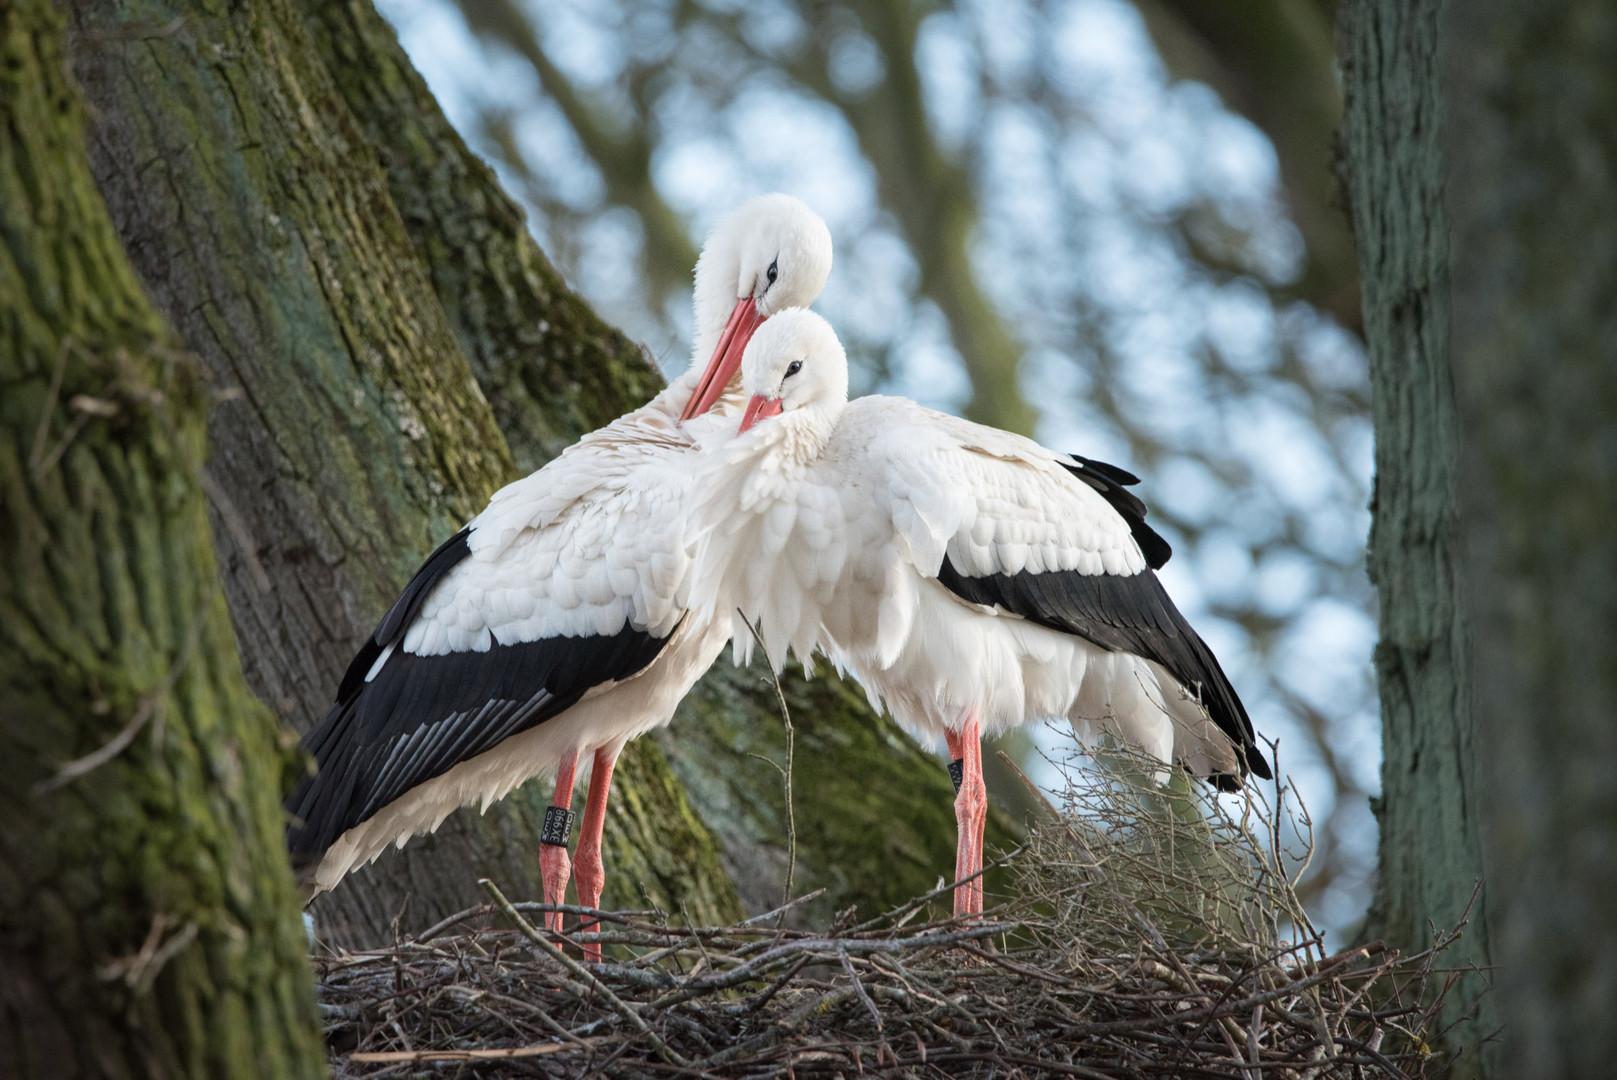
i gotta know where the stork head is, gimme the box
[681,194,833,422]
[736,308,849,433]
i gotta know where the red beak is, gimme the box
[680,297,766,422]
[739,394,784,433]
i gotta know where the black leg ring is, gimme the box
[948,758,965,795]
[540,806,576,848]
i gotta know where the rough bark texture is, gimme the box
[1338,1,1496,1072]
[1445,4,1617,1075]
[66,0,739,947]
[301,0,1023,926]
[0,0,325,1074]
[300,0,662,476]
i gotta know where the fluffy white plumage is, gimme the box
[691,309,1258,781]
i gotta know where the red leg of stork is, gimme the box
[573,745,619,964]
[945,714,988,917]
[539,748,579,934]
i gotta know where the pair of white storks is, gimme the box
[285,195,1269,940]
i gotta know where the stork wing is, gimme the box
[847,398,1149,582]
[286,450,692,865]
[849,398,1269,783]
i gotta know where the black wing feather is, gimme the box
[288,626,669,862]
[936,556,1271,785]
[1064,454,1173,570]
[286,523,673,866]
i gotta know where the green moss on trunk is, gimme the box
[0,1,324,1074]
[301,0,662,473]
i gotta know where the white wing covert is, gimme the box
[844,398,1149,583]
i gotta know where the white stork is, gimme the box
[285,196,833,953]
[692,310,1271,916]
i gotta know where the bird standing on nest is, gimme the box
[692,309,1270,916]
[286,196,833,955]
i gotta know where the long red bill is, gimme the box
[680,297,766,422]
[739,394,784,433]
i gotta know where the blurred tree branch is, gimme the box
[458,0,699,300]
[1133,0,1360,328]
[784,1,1037,435]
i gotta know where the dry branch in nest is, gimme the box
[316,745,1463,1078]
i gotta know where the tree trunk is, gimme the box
[300,0,1025,926]
[0,0,324,1074]
[66,0,740,947]
[1338,1,1497,1073]
[1445,4,1617,1074]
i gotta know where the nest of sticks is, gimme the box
[317,746,1466,1078]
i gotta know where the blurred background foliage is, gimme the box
[379,0,1375,936]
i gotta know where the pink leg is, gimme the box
[946,716,987,917]
[540,748,579,933]
[573,745,618,964]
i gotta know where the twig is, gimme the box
[838,948,883,1031]
[479,878,692,1068]
[739,609,796,914]
[34,614,203,794]
[741,888,828,927]
[349,1035,614,1063]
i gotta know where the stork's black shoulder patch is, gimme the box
[335,527,473,704]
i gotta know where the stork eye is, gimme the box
[785,360,803,378]
[766,259,779,286]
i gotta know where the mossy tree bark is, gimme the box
[1445,4,1617,1074]
[66,0,739,947]
[0,0,324,1074]
[300,0,1022,926]
[1338,2,1495,1073]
